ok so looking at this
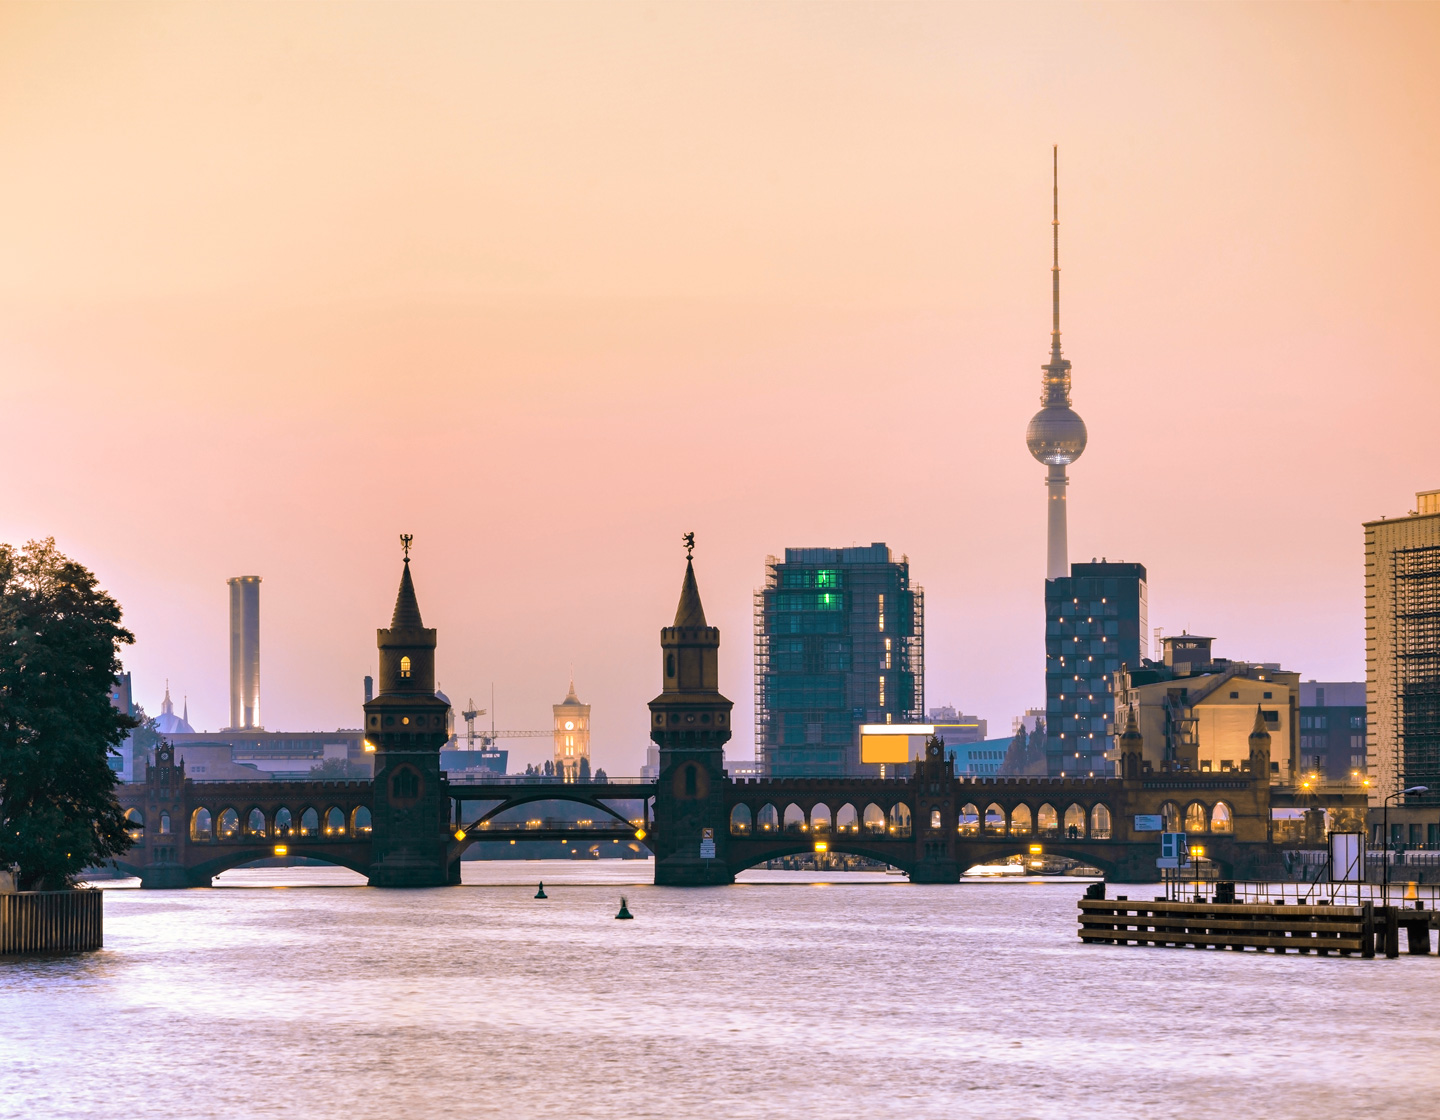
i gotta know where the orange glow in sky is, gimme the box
[2,3,1437,768]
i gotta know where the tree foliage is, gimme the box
[308,756,371,781]
[0,539,136,889]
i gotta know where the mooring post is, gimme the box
[1384,907,1401,959]
[1360,903,1375,959]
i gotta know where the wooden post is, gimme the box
[1360,903,1375,959]
[1384,907,1401,959]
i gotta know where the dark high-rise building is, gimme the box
[1044,561,1146,775]
[1298,681,1367,782]
[754,544,923,777]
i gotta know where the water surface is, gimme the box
[4,862,1436,1119]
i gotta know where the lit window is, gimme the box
[879,675,886,706]
[399,656,412,679]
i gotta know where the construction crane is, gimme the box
[459,695,549,752]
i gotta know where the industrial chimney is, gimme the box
[227,576,261,729]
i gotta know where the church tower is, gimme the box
[364,537,453,887]
[648,536,734,885]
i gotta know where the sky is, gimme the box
[2,2,1438,772]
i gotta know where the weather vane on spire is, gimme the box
[400,533,413,561]
[682,531,695,559]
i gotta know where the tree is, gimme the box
[578,756,591,781]
[308,757,371,781]
[129,705,163,778]
[0,539,136,890]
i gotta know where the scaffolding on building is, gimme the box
[1394,544,1440,802]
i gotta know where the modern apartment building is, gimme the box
[1364,489,1440,818]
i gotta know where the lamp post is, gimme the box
[1383,785,1429,908]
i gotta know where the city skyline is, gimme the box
[3,4,1439,771]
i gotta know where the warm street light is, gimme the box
[1383,785,1430,907]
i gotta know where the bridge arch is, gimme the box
[300,807,320,837]
[725,837,917,878]
[274,807,294,837]
[1211,801,1233,833]
[783,804,806,833]
[758,803,779,834]
[1160,801,1181,832]
[1185,801,1208,833]
[244,807,267,838]
[352,806,373,836]
[1010,804,1032,835]
[1091,803,1112,839]
[217,807,240,840]
[730,804,752,836]
[836,803,858,834]
[958,803,979,835]
[1037,803,1058,839]
[191,808,212,841]
[887,802,911,838]
[464,789,643,832]
[811,804,832,832]
[1064,803,1086,840]
[862,803,885,835]
[984,803,1005,835]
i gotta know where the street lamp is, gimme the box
[1383,785,1429,907]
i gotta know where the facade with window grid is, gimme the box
[1298,681,1366,782]
[754,544,923,777]
[1044,561,1146,776]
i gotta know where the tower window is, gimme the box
[666,654,675,679]
[400,656,412,679]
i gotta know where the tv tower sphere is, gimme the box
[1026,404,1087,467]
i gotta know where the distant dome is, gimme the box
[1026,405,1088,466]
[154,682,194,735]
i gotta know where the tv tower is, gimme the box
[1025,146,1088,580]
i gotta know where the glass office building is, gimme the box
[755,544,923,777]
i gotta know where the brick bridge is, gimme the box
[114,547,1340,888]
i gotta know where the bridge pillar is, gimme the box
[648,549,735,886]
[909,738,961,883]
[364,549,454,888]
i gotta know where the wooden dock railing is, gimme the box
[0,889,104,955]
[1079,897,1380,956]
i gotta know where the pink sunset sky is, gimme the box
[2,3,1437,772]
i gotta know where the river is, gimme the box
[3,861,1437,1119]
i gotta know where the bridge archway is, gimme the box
[730,804,752,836]
[726,838,916,878]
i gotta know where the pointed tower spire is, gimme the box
[674,558,708,628]
[391,539,424,629]
[162,680,173,716]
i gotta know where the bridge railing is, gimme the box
[464,816,642,833]
[447,775,654,788]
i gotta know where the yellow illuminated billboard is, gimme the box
[859,724,934,765]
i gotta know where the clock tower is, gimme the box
[553,680,591,780]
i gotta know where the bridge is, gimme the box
[114,545,1351,888]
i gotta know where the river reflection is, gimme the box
[3,861,1436,1120]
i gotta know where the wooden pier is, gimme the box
[0,890,104,955]
[1079,896,1435,958]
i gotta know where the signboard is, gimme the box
[1133,814,1163,832]
[1330,831,1365,883]
[1157,832,1188,869]
[699,828,716,860]
[859,723,935,765]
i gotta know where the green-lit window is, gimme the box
[815,570,841,588]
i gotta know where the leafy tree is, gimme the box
[0,539,136,890]
[308,757,371,781]
[578,756,591,781]
[129,705,163,778]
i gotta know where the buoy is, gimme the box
[615,895,633,920]
[1405,881,1419,901]
[535,882,547,899]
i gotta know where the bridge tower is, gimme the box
[364,540,453,887]
[648,539,735,885]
